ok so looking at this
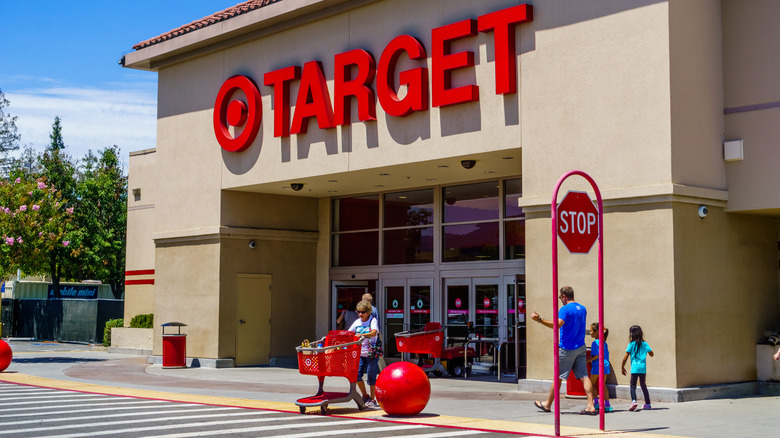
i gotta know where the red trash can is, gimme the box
[565,348,591,398]
[161,322,187,368]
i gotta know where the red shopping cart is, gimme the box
[395,322,477,377]
[295,330,365,414]
[395,322,449,375]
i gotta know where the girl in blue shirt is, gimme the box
[589,322,612,412]
[621,325,654,411]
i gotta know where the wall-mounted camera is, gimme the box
[248,240,256,249]
[698,205,708,219]
[290,183,304,191]
[460,159,476,169]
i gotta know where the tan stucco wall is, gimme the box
[673,203,778,387]
[521,1,672,200]
[526,203,677,388]
[152,242,221,358]
[668,0,725,190]
[125,149,157,323]
[218,236,317,359]
[721,0,780,214]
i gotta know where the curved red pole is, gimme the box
[551,170,604,435]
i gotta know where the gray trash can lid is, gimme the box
[161,322,187,327]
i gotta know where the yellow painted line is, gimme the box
[0,373,686,438]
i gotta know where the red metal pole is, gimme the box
[551,170,605,435]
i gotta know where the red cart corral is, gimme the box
[295,330,365,414]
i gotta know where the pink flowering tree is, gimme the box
[0,175,78,293]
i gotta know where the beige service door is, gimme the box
[236,274,271,366]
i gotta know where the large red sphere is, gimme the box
[375,361,431,416]
[0,340,12,372]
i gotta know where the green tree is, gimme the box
[48,116,65,151]
[0,174,78,289]
[72,146,127,298]
[40,118,77,205]
[0,89,21,173]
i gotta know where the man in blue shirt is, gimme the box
[531,286,595,415]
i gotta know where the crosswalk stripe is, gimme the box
[0,389,64,394]
[2,406,239,426]
[2,410,277,435]
[275,423,431,438]
[1,395,118,406]
[0,393,116,400]
[45,414,326,438]
[140,419,368,438]
[381,430,488,438]
[3,399,170,413]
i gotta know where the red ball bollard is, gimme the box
[0,339,12,372]
[375,361,431,416]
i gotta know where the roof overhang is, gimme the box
[122,0,377,71]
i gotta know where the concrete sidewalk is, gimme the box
[2,340,779,437]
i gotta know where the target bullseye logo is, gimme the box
[213,75,262,152]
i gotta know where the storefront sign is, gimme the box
[48,285,99,299]
[213,4,533,151]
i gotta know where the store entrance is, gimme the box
[443,276,524,376]
[332,281,376,331]
[383,278,433,361]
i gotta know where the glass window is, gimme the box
[443,222,499,262]
[505,220,525,259]
[332,195,379,232]
[384,189,434,228]
[504,178,524,218]
[443,181,499,223]
[383,227,434,264]
[333,231,378,266]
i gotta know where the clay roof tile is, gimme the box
[132,0,281,50]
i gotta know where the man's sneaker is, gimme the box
[364,399,379,409]
[642,404,652,410]
[605,406,614,413]
[362,395,371,403]
[629,401,638,411]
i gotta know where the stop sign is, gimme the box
[557,191,599,253]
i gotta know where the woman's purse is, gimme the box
[368,334,383,358]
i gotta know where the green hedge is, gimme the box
[130,313,154,329]
[103,318,124,347]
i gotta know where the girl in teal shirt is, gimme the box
[621,325,654,411]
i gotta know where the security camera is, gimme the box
[698,205,708,219]
[248,240,256,249]
[290,183,304,191]
[460,160,476,169]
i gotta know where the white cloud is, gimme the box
[5,81,157,168]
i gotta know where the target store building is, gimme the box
[122,0,780,396]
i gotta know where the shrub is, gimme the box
[130,313,154,329]
[103,318,124,347]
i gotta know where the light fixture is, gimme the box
[290,183,304,191]
[460,159,477,169]
[248,240,256,249]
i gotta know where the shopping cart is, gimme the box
[295,330,365,414]
[395,322,449,375]
[395,322,477,377]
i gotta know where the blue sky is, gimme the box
[1,1,240,167]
